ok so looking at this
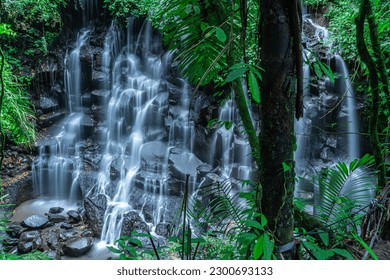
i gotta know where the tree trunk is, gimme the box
[259,0,300,251]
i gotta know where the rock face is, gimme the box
[84,194,107,237]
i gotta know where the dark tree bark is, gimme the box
[259,0,301,251]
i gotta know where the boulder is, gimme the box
[121,210,149,237]
[48,214,67,223]
[49,207,64,214]
[63,237,94,257]
[22,214,49,229]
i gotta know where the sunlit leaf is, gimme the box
[253,235,264,259]
[215,27,227,43]
[249,71,260,104]
[225,67,247,82]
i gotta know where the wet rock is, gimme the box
[49,207,64,214]
[320,147,335,162]
[48,214,67,223]
[326,136,337,149]
[63,237,94,257]
[121,210,149,236]
[67,210,81,223]
[155,222,173,237]
[46,250,61,260]
[17,241,33,254]
[91,89,110,106]
[39,97,58,113]
[84,194,107,237]
[19,230,40,242]
[92,70,107,89]
[169,149,204,179]
[46,232,59,250]
[32,237,43,251]
[22,214,49,229]
[6,223,26,238]
[60,223,73,230]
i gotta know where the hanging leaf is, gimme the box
[225,67,248,82]
[223,121,233,130]
[215,27,227,43]
[253,235,264,259]
[318,62,335,84]
[262,232,274,260]
[260,214,267,227]
[245,220,264,231]
[318,230,329,247]
[313,63,323,78]
[282,162,291,172]
[185,4,193,14]
[249,71,260,104]
[193,5,201,14]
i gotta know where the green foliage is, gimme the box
[1,0,66,60]
[0,60,36,145]
[315,154,376,229]
[189,180,276,260]
[0,250,52,260]
[107,232,160,260]
[297,228,355,260]
[103,0,158,23]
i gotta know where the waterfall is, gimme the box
[335,55,360,160]
[33,26,92,199]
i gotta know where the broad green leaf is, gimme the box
[127,238,143,247]
[193,5,201,14]
[260,214,267,227]
[225,67,248,82]
[319,231,329,247]
[245,220,264,231]
[313,249,334,260]
[223,121,233,130]
[207,118,217,127]
[107,246,122,254]
[313,63,323,78]
[185,4,192,14]
[238,232,258,244]
[215,27,227,43]
[229,63,247,70]
[332,248,354,259]
[282,162,291,172]
[249,71,260,104]
[262,232,274,260]
[253,236,264,259]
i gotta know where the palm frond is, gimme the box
[189,179,249,234]
[315,154,376,225]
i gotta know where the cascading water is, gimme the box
[334,54,360,160]
[33,27,92,200]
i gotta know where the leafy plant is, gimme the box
[190,179,276,260]
[107,232,161,260]
[0,60,36,145]
[315,154,376,229]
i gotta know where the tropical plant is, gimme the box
[315,154,376,228]
[0,59,36,146]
